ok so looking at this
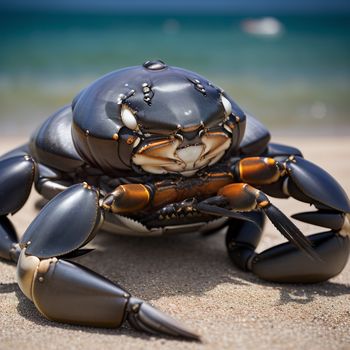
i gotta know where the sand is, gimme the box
[0,136,350,350]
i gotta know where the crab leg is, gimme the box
[0,154,36,262]
[220,153,350,282]
[102,172,233,214]
[17,183,199,340]
[17,250,199,339]
[196,183,318,259]
[232,154,350,215]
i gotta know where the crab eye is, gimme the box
[121,105,138,130]
[221,95,232,117]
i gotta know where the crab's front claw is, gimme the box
[127,297,200,341]
[285,156,350,213]
[284,155,350,249]
[15,183,198,340]
[224,155,350,282]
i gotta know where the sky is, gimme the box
[1,0,350,14]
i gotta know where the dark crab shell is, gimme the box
[23,60,272,237]
[71,61,246,175]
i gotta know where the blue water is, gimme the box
[0,12,349,135]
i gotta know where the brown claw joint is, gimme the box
[217,183,271,212]
[234,157,286,185]
[102,184,151,214]
[126,297,200,341]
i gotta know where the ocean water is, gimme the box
[0,12,349,136]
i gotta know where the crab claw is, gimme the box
[127,297,200,341]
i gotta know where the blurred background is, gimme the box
[0,0,349,136]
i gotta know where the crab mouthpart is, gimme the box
[132,132,231,176]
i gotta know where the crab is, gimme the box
[0,60,349,341]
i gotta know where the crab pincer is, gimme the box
[16,183,199,340]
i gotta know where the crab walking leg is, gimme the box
[196,183,350,282]
[0,154,36,262]
[251,155,350,282]
[17,183,199,340]
[197,183,318,259]
[224,209,350,282]
[228,155,350,282]
[225,211,265,271]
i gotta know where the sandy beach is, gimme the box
[0,135,350,350]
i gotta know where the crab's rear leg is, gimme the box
[0,154,36,261]
[17,183,199,340]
